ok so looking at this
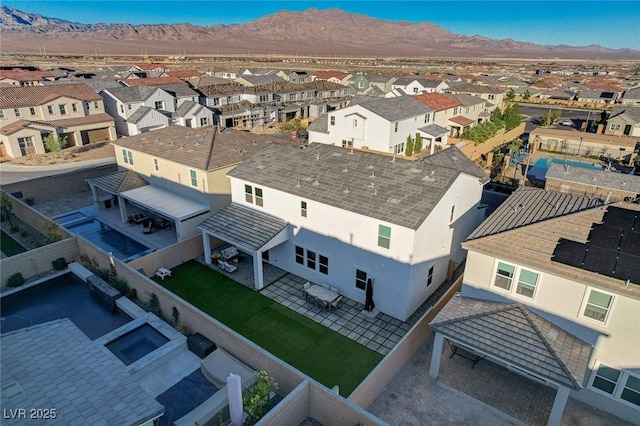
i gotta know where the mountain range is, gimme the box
[1,6,638,60]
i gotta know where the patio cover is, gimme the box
[86,170,149,195]
[120,185,209,221]
[430,295,591,390]
[449,115,475,127]
[198,202,289,251]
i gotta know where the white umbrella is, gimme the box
[227,373,243,426]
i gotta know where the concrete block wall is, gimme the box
[260,380,310,426]
[128,235,206,277]
[310,382,385,426]
[2,191,72,239]
[348,277,462,409]
[0,237,79,290]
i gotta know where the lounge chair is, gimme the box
[143,221,153,234]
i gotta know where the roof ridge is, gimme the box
[520,308,584,389]
[430,302,518,327]
[203,127,218,170]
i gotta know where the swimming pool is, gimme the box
[105,323,170,366]
[527,157,604,183]
[55,211,89,226]
[63,218,153,262]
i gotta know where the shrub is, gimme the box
[243,370,279,424]
[172,306,180,326]
[148,292,160,316]
[129,288,137,300]
[10,225,19,233]
[52,257,68,270]
[112,277,130,295]
[7,272,25,288]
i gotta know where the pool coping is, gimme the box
[0,268,70,298]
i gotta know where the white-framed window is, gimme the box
[255,187,263,207]
[465,107,470,114]
[212,98,220,106]
[610,123,621,131]
[494,261,515,291]
[59,104,67,115]
[301,201,307,217]
[492,261,540,299]
[394,143,405,154]
[394,122,398,133]
[306,250,316,269]
[342,140,352,148]
[288,94,296,101]
[378,224,391,249]
[319,255,329,275]
[488,94,495,100]
[450,205,455,222]
[122,149,133,165]
[94,101,99,109]
[358,81,365,89]
[295,246,329,275]
[581,289,614,323]
[259,94,269,102]
[14,108,21,117]
[413,87,419,93]
[245,184,253,203]
[18,137,35,155]
[353,119,358,128]
[0,109,4,119]
[189,169,197,187]
[355,269,368,290]
[516,269,539,298]
[454,107,459,115]
[427,266,434,286]
[29,107,36,116]
[425,114,430,123]
[295,246,304,265]
[590,364,640,408]
[72,103,78,113]
[154,100,164,110]
[128,104,132,110]
[120,104,124,113]
[200,117,209,126]
[153,158,159,171]
[330,116,335,126]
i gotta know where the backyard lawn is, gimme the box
[1,231,27,257]
[156,260,382,396]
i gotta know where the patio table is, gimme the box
[156,267,172,280]
[306,284,339,309]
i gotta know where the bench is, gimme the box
[221,246,239,260]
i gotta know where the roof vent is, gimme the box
[302,176,313,182]
[422,171,436,182]
[295,180,302,188]
[331,152,342,157]
[367,162,374,169]
[373,188,377,195]
[370,171,375,179]
[316,150,320,160]
[547,329,558,342]
[390,154,396,163]
[253,140,257,145]
[369,182,375,188]
[387,197,400,204]
[411,168,423,173]
[343,186,349,194]
[241,148,248,153]
[343,166,348,172]
[473,301,483,311]
[313,179,319,186]
[256,164,266,169]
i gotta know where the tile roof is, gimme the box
[86,169,149,194]
[609,106,640,123]
[135,63,167,71]
[418,124,449,136]
[529,128,638,148]
[102,86,163,103]
[174,100,203,117]
[430,295,592,390]
[127,106,155,124]
[123,77,186,87]
[0,83,102,108]
[449,115,474,126]
[545,163,640,194]
[198,203,289,251]
[227,143,485,229]
[585,81,622,92]
[111,125,289,171]
[0,119,33,135]
[0,69,54,82]
[347,95,433,122]
[1,113,115,134]
[313,70,351,80]
[412,92,461,111]
[307,114,329,134]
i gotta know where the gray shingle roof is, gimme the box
[622,87,640,100]
[103,85,163,103]
[609,105,640,123]
[174,100,203,117]
[418,124,449,136]
[127,106,155,124]
[308,114,329,134]
[447,93,486,107]
[156,83,200,98]
[198,203,289,251]
[467,187,601,240]
[347,96,433,122]
[431,295,592,390]
[546,163,640,194]
[86,170,149,195]
[238,74,285,86]
[227,143,485,229]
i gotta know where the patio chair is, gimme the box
[330,296,343,311]
[221,246,239,260]
[143,221,153,234]
[303,282,311,300]
[320,283,330,290]
[221,261,237,273]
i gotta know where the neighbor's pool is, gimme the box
[105,324,169,366]
[527,157,604,182]
[55,211,89,226]
[63,218,153,261]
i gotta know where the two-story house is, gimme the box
[0,69,56,87]
[347,74,396,97]
[308,96,434,155]
[91,126,286,241]
[198,143,488,321]
[0,83,116,158]
[287,71,312,84]
[445,82,506,109]
[100,86,176,136]
[605,106,640,137]
[312,71,352,86]
[429,187,640,425]
[389,77,448,96]
[445,94,488,137]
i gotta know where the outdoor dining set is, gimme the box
[127,212,171,234]
[303,282,343,312]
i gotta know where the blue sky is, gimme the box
[5,1,640,49]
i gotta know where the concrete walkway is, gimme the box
[0,157,115,184]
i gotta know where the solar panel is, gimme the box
[583,248,618,276]
[620,231,640,256]
[588,225,623,249]
[602,207,637,231]
[614,253,640,284]
[552,239,587,268]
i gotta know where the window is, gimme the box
[59,104,67,115]
[342,140,352,148]
[622,375,640,407]
[319,255,329,275]
[394,122,398,133]
[255,187,263,207]
[154,100,164,110]
[301,201,307,217]
[245,184,253,203]
[582,289,613,323]
[330,116,335,126]
[122,149,133,165]
[424,114,430,123]
[394,143,405,154]
[84,101,90,110]
[355,269,368,290]
[593,364,620,394]
[120,104,124,113]
[72,103,77,113]
[295,246,304,265]
[14,108,21,117]
[128,104,132,110]
[450,205,455,222]
[17,137,35,155]
[610,124,621,131]
[212,98,220,106]
[353,119,358,128]
[494,262,515,290]
[94,101,99,109]
[454,107,459,115]
[378,224,391,249]
[488,94,495,100]
[0,109,4,119]
[591,364,640,407]
[226,96,231,104]
[190,169,197,187]
[358,81,365,89]
[306,250,316,269]
[427,266,434,286]
[413,87,419,93]
[200,117,209,126]
[465,107,470,114]
[259,95,269,102]
[29,107,36,116]
[516,269,539,298]
[288,94,296,101]
[153,158,159,171]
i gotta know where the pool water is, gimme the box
[64,218,152,261]
[55,211,88,226]
[527,157,604,182]
[105,324,169,366]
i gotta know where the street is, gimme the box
[518,104,605,136]
[0,157,116,185]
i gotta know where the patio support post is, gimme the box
[547,386,570,426]
[429,332,444,379]
[252,250,264,290]
[118,196,128,223]
[430,138,435,155]
[202,230,212,265]
[89,183,99,204]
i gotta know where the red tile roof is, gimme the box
[0,70,55,82]
[1,119,32,135]
[449,115,474,126]
[1,113,114,135]
[167,70,204,78]
[135,63,167,71]
[0,83,102,108]
[585,81,622,92]
[123,77,187,87]
[313,71,350,80]
[412,93,461,111]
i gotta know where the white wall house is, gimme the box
[388,78,448,96]
[172,101,214,128]
[308,96,434,155]
[199,143,488,321]
[430,187,640,425]
[101,86,177,136]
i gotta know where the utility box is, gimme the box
[187,333,217,359]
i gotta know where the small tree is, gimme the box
[1,192,13,226]
[43,134,68,154]
[405,135,414,156]
[523,89,531,101]
[414,133,423,153]
[503,104,523,131]
[490,106,503,125]
[243,371,279,424]
[43,221,62,243]
[506,88,516,101]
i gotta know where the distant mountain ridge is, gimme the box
[1,6,638,59]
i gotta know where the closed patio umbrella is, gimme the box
[364,278,375,312]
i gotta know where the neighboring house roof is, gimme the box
[449,115,474,126]
[529,128,638,148]
[366,74,395,84]
[412,93,461,111]
[421,146,489,182]
[227,143,486,229]
[173,100,204,117]
[86,170,149,194]
[81,79,125,93]
[2,113,115,135]
[135,63,166,71]
[189,75,231,88]
[198,203,289,251]
[127,106,158,124]
[197,82,244,96]
[0,119,33,135]
[0,83,102,108]
[418,124,449,137]
[430,295,591,390]
[447,93,485,108]
[111,125,288,171]
[103,86,164,103]
[307,114,329,134]
[541,89,575,100]
[313,71,350,80]
[154,83,200,99]
[608,106,640,123]
[577,89,617,100]
[585,81,622,92]
[622,87,640,100]
[446,82,504,94]
[545,163,640,194]
[167,70,204,79]
[0,69,54,82]
[348,95,433,122]
[530,80,558,90]
[122,77,186,87]
[238,75,285,86]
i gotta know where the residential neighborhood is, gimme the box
[1,15,640,426]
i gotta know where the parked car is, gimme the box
[559,119,573,126]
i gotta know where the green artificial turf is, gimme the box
[1,231,27,257]
[156,260,382,396]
